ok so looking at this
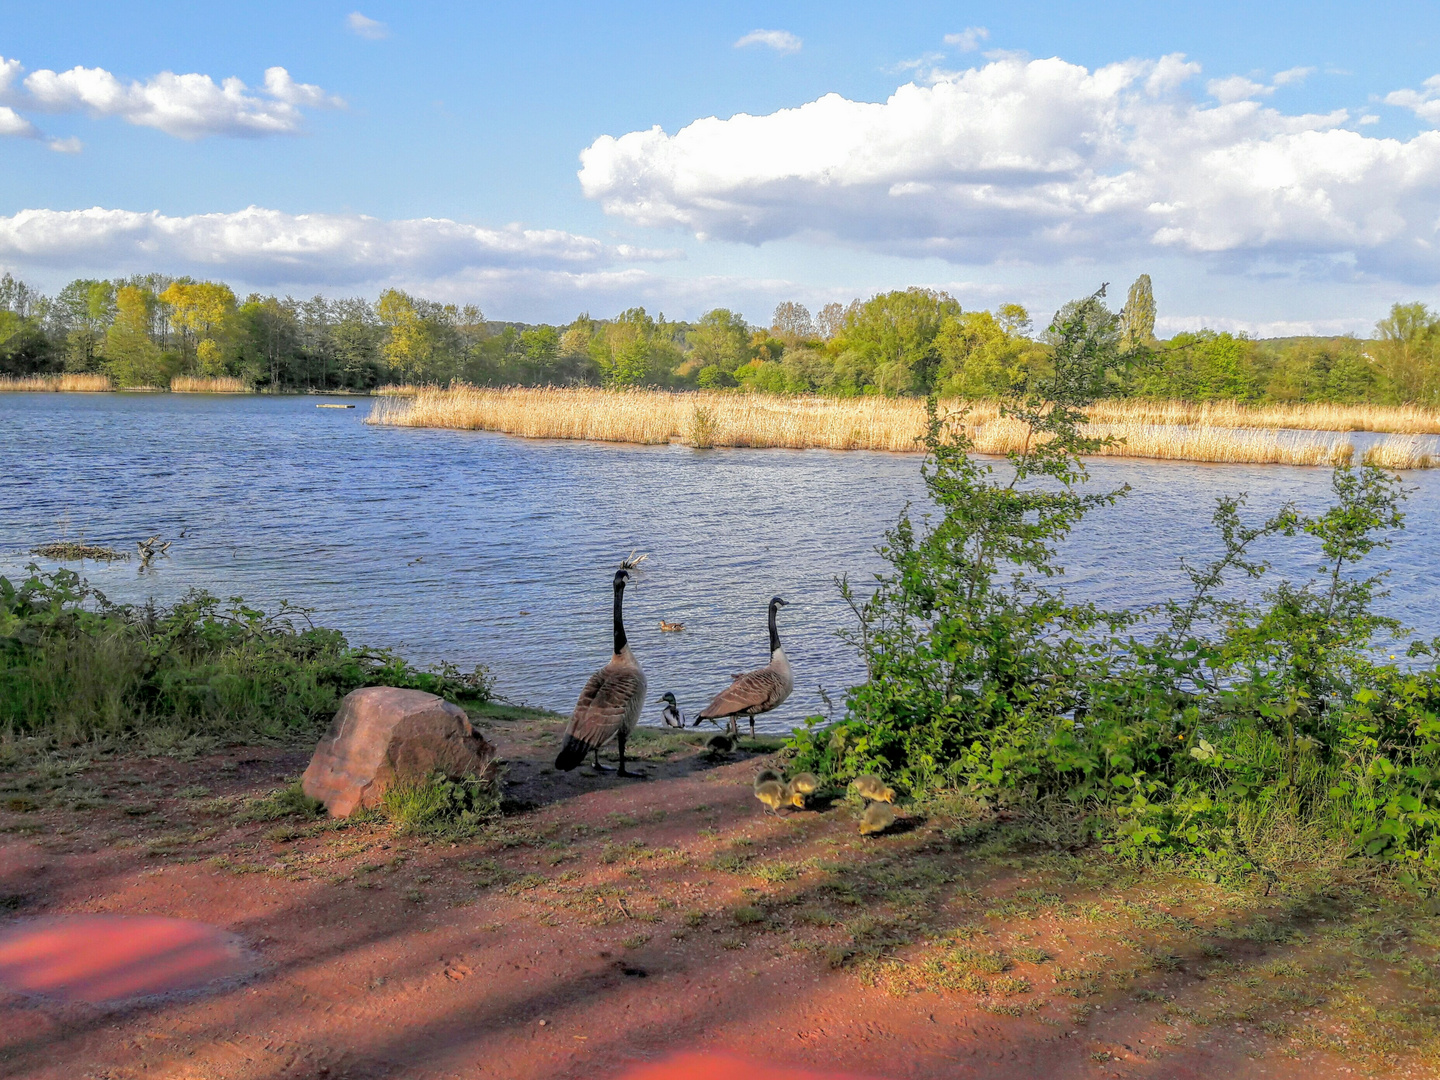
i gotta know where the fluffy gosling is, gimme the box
[859,801,896,836]
[754,780,789,814]
[753,768,783,790]
[850,775,896,803]
[787,771,820,808]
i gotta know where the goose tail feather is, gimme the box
[554,735,591,771]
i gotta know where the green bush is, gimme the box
[788,287,1440,882]
[0,565,493,743]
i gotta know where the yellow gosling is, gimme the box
[1363,436,1440,470]
[851,775,896,803]
[859,801,896,836]
[753,768,783,791]
[787,772,820,808]
[754,780,788,814]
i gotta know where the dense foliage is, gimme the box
[0,565,492,743]
[789,288,1440,882]
[2,271,1438,405]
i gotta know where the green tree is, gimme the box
[834,289,961,395]
[102,286,170,387]
[1119,274,1157,351]
[687,309,750,374]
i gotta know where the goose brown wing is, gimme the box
[562,664,645,753]
[698,667,789,719]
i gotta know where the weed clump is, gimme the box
[380,770,501,839]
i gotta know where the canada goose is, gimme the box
[788,772,820,808]
[659,621,684,632]
[657,692,684,728]
[555,560,648,778]
[754,780,788,814]
[694,597,793,739]
[850,775,895,803]
[704,733,733,755]
[859,801,896,836]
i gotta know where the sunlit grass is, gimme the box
[0,373,113,392]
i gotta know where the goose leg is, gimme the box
[591,745,614,773]
[616,730,647,779]
[749,715,757,740]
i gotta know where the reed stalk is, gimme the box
[0,373,114,392]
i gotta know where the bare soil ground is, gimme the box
[2,703,1439,1080]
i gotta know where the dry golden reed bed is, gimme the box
[367,385,1440,466]
[1363,436,1440,470]
[170,376,251,393]
[0,373,113,392]
[1084,398,1440,435]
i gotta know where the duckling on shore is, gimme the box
[753,768,783,790]
[754,779,789,814]
[850,775,896,803]
[704,733,733,755]
[787,771,820,808]
[859,801,896,836]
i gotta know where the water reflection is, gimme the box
[3,393,1436,733]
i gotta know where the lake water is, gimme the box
[3,392,1437,734]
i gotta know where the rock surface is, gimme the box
[302,687,496,816]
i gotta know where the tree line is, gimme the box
[1,271,1437,405]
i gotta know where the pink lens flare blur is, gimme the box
[0,915,252,1003]
[615,1052,888,1080]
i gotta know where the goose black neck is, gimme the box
[613,579,628,654]
[768,601,781,654]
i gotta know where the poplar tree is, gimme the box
[1119,274,1156,351]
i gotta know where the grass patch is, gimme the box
[380,770,500,839]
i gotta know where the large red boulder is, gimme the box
[301,687,496,817]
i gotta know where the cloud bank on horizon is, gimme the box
[5,31,1440,331]
[579,53,1440,283]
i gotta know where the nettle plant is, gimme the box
[789,286,1440,880]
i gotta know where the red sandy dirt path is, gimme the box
[0,724,1405,1080]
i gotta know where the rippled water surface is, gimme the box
[4,393,1437,733]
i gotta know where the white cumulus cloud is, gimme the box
[734,30,802,54]
[0,106,36,138]
[1385,74,1440,123]
[578,54,1440,282]
[1206,74,1271,104]
[0,56,340,140]
[346,12,389,40]
[943,28,989,52]
[0,206,673,286]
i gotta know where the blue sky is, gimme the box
[5,1,1440,333]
